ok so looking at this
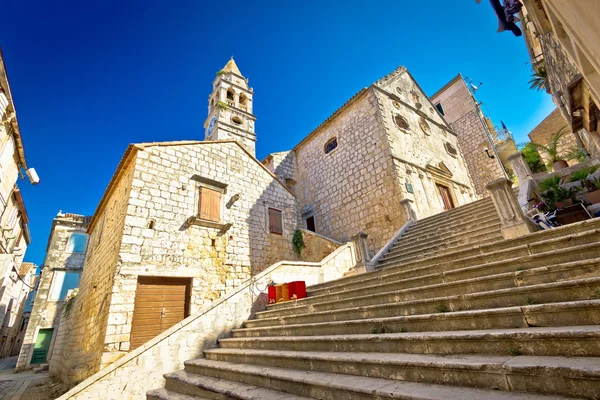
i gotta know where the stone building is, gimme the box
[520,0,600,159]
[16,213,90,371]
[430,74,510,196]
[0,261,35,357]
[51,59,477,386]
[0,49,39,358]
[528,107,578,167]
[264,67,478,253]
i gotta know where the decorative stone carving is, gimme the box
[400,199,416,222]
[507,152,533,182]
[486,178,536,239]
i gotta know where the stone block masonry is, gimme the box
[51,140,299,385]
[55,244,354,400]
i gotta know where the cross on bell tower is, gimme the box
[204,57,257,156]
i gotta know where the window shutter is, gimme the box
[199,187,221,222]
[268,208,283,235]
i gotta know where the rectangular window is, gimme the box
[268,208,283,235]
[198,187,221,222]
[49,271,80,301]
[435,102,445,116]
[67,233,87,253]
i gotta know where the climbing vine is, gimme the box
[292,229,305,255]
[217,101,229,111]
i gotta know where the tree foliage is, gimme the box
[520,142,546,173]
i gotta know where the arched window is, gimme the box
[226,89,235,102]
[239,93,247,109]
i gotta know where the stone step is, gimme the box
[203,349,600,399]
[160,371,312,400]
[376,229,600,272]
[309,219,600,294]
[379,231,504,265]
[147,388,210,400]
[233,300,600,338]
[372,230,600,289]
[183,359,576,400]
[388,219,502,249]
[260,258,600,320]
[248,275,600,328]
[219,325,600,357]
[401,210,501,239]
[274,242,600,314]
[409,198,495,228]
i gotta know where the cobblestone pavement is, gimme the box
[0,357,49,400]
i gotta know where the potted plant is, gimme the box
[569,166,600,204]
[584,177,600,205]
[539,175,577,208]
[531,127,570,171]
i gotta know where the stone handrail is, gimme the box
[369,220,414,268]
[56,243,355,400]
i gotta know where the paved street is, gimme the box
[0,357,49,400]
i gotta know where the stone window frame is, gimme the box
[392,100,402,110]
[266,205,284,235]
[394,114,410,132]
[445,142,459,158]
[324,137,338,155]
[302,209,316,232]
[189,175,231,230]
[231,116,243,126]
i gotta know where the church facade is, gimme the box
[51,58,478,385]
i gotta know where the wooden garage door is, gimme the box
[129,277,190,350]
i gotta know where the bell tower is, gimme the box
[204,57,257,156]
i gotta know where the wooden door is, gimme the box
[436,184,455,211]
[31,328,53,364]
[129,277,190,350]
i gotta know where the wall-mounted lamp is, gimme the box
[484,147,495,159]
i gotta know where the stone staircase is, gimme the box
[377,197,503,268]
[147,201,600,399]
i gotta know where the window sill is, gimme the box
[186,216,232,231]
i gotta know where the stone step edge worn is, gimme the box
[307,218,600,292]
[162,370,313,400]
[183,359,576,400]
[219,324,600,351]
[147,388,211,400]
[402,210,501,236]
[233,300,600,336]
[249,275,600,326]
[270,244,600,312]
[203,348,600,382]
[375,231,600,278]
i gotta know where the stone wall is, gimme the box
[430,77,505,197]
[261,151,297,191]
[374,70,478,217]
[297,228,341,263]
[50,158,136,383]
[55,244,355,400]
[18,214,89,370]
[528,108,578,167]
[52,141,299,385]
[294,89,406,255]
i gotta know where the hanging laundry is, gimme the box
[488,0,522,37]
[504,0,523,23]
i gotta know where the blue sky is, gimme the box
[2,0,555,266]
